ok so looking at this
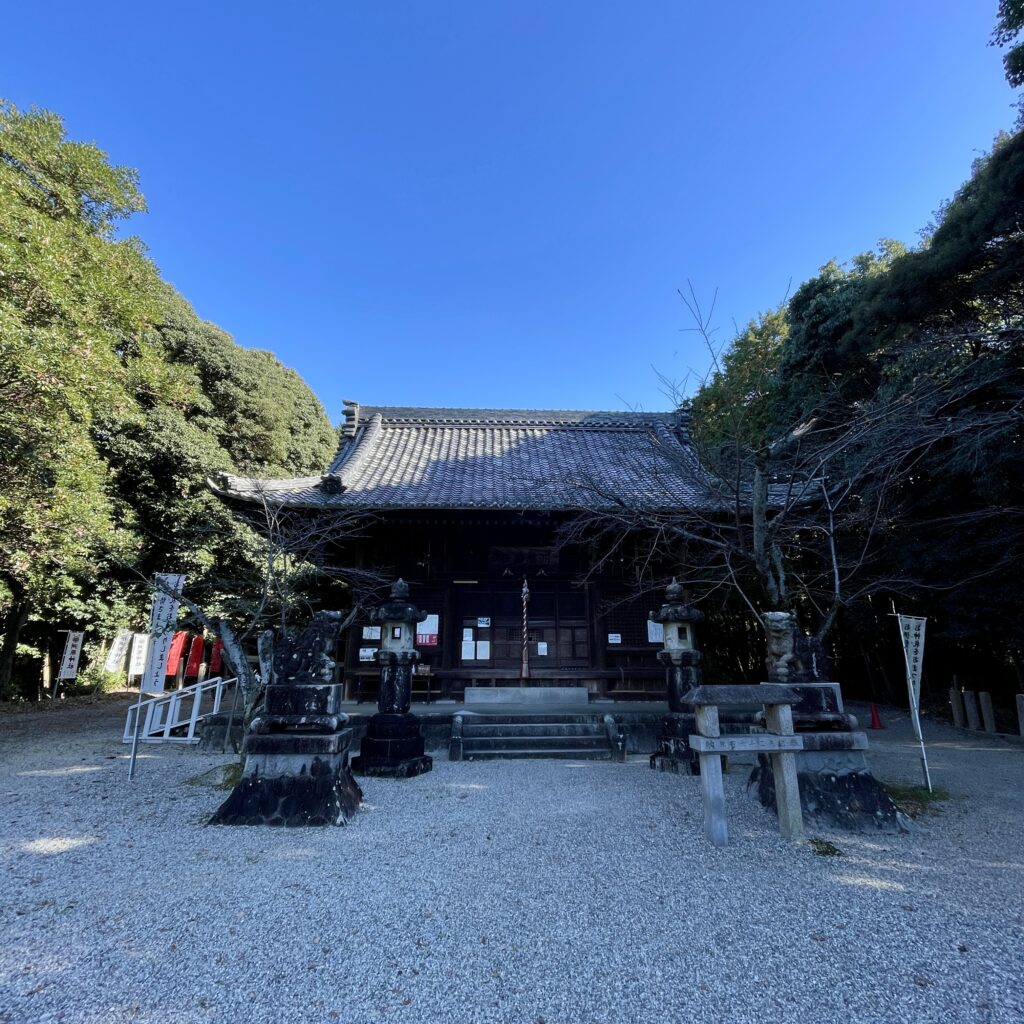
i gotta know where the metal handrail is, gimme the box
[122,676,237,745]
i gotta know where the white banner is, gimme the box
[58,632,85,680]
[141,574,185,695]
[897,614,927,707]
[128,634,149,677]
[148,574,185,633]
[104,630,133,673]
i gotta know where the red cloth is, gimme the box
[165,632,189,675]
[184,635,204,678]
[210,639,224,674]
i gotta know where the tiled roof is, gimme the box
[209,404,726,511]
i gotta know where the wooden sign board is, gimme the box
[689,734,804,754]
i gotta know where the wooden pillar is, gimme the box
[764,703,804,841]
[694,704,727,848]
[1016,694,1024,739]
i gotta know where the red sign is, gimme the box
[210,640,224,674]
[165,632,189,675]
[184,636,204,678]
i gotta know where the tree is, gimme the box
[993,1,1024,89]
[0,101,160,693]
[133,483,382,718]
[0,103,343,698]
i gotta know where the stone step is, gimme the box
[462,734,608,752]
[462,722,605,738]
[463,747,611,761]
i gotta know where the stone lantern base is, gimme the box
[649,713,700,774]
[352,712,433,778]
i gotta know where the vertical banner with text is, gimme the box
[128,634,149,678]
[898,615,927,708]
[140,574,186,695]
[104,630,133,674]
[896,613,932,791]
[58,632,85,680]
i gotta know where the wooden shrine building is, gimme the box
[212,402,722,701]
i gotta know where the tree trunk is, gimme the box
[0,600,30,699]
[216,618,260,716]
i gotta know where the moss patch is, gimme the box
[186,762,244,790]
[809,838,845,857]
[882,782,951,818]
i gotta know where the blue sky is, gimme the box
[5,2,1017,418]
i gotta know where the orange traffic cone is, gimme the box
[869,703,884,729]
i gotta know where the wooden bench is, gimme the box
[682,684,805,848]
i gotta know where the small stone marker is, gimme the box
[949,687,966,729]
[682,685,804,848]
[962,690,981,731]
[978,692,997,734]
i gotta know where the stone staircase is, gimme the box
[450,714,619,761]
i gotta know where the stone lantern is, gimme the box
[352,579,433,778]
[650,578,704,712]
[649,579,704,775]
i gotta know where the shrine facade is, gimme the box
[212,402,724,701]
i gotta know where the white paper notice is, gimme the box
[461,641,476,661]
[477,617,491,628]
[417,614,439,646]
[362,625,381,640]
[462,628,474,642]
[537,642,548,656]
[608,633,622,645]
[647,620,664,643]
[359,647,377,662]
[476,640,490,660]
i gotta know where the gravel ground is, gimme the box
[1,697,1022,1024]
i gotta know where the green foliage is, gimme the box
[0,102,158,618]
[770,241,906,423]
[692,125,1024,698]
[0,103,339,698]
[690,307,787,452]
[68,661,123,695]
[992,0,1024,88]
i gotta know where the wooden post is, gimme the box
[978,692,997,734]
[1017,694,1024,739]
[764,703,804,841]
[949,686,965,729]
[694,703,727,848]
[962,690,981,731]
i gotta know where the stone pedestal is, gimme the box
[649,712,699,774]
[210,680,362,827]
[747,681,912,834]
[352,710,432,778]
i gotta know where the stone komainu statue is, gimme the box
[271,611,342,686]
[764,611,831,683]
